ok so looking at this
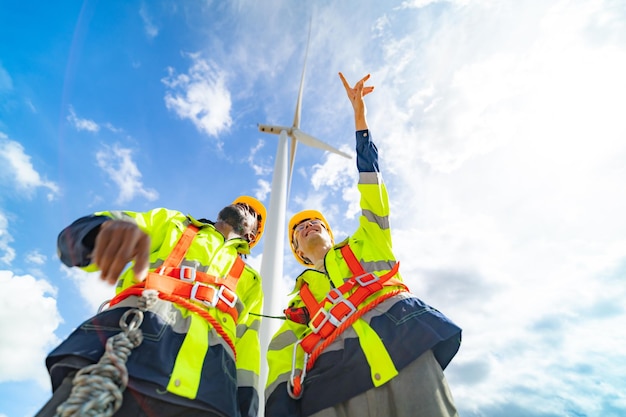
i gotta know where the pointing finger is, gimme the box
[338,72,351,93]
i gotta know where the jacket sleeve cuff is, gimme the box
[57,215,110,267]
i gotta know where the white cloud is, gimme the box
[397,0,445,10]
[162,54,233,140]
[0,211,15,265]
[372,14,391,39]
[66,108,126,137]
[25,250,47,265]
[244,252,263,274]
[103,122,125,134]
[247,140,273,176]
[0,270,61,387]
[293,1,626,414]
[2,1,623,416]
[254,179,271,202]
[397,0,482,10]
[139,4,159,39]
[96,143,159,204]
[309,148,354,192]
[67,106,100,133]
[296,148,360,238]
[60,265,115,313]
[0,133,60,200]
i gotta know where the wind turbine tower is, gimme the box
[257,23,350,413]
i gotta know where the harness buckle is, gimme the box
[190,282,219,307]
[326,288,343,303]
[355,273,379,287]
[328,297,357,325]
[309,295,357,334]
[217,285,238,308]
[309,308,331,334]
[190,283,237,310]
[179,265,196,282]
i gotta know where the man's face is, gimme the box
[219,203,259,245]
[293,219,332,261]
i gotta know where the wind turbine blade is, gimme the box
[293,129,351,159]
[293,19,312,129]
[288,136,298,197]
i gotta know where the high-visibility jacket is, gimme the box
[265,130,462,417]
[47,208,263,417]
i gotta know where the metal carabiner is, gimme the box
[97,299,111,314]
[287,340,309,399]
[119,308,144,334]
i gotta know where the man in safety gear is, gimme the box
[264,73,462,417]
[36,196,266,417]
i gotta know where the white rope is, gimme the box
[55,290,158,417]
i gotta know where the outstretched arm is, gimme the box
[338,72,375,131]
[339,73,392,250]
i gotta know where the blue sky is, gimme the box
[1,1,626,416]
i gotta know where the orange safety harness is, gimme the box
[108,224,245,359]
[287,244,409,399]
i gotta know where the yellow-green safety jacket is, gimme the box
[265,130,462,417]
[47,208,262,417]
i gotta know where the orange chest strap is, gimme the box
[159,224,200,271]
[110,224,245,322]
[296,244,406,352]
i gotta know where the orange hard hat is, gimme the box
[288,209,333,266]
[232,196,266,248]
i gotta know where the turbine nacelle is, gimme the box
[258,124,294,135]
[258,124,352,160]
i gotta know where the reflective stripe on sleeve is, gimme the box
[362,208,390,230]
[358,172,381,185]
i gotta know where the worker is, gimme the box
[264,73,462,417]
[36,197,266,417]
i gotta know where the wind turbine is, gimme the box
[258,33,351,192]
[256,21,350,414]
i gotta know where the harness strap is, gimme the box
[157,256,244,287]
[340,242,367,274]
[108,224,245,345]
[298,244,407,352]
[158,224,199,271]
[289,288,405,399]
[287,243,410,399]
[144,273,239,320]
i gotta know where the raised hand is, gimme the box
[339,72,375,131]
